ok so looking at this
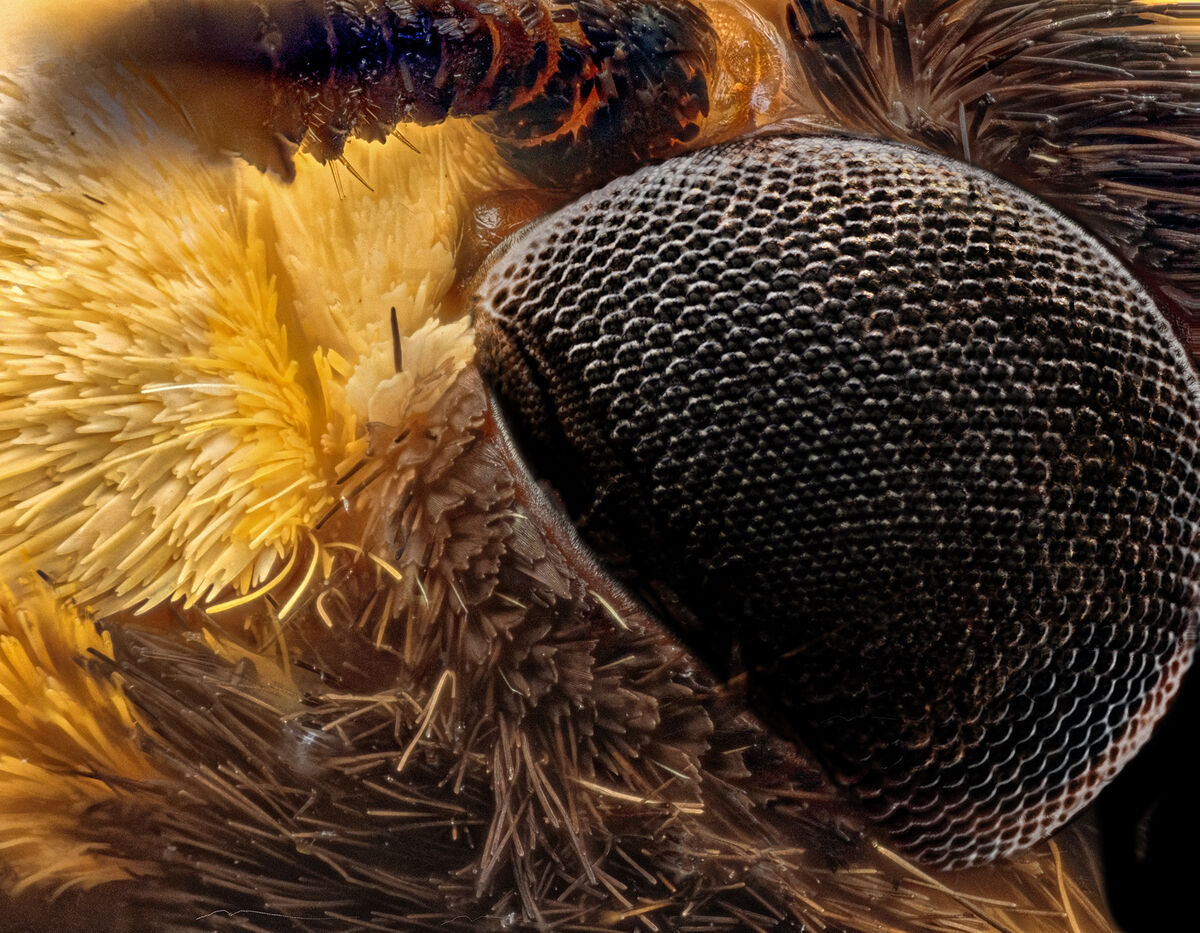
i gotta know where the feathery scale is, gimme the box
[0,54,497,615]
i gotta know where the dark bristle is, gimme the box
[390,306,402,375]
[786,0,1200,354]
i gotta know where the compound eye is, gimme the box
[474,133,1200,869]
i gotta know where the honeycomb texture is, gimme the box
[473,133,1200,868]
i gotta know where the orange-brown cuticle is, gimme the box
[255,0,719,183]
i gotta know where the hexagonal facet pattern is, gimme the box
[474,133,1200,867]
